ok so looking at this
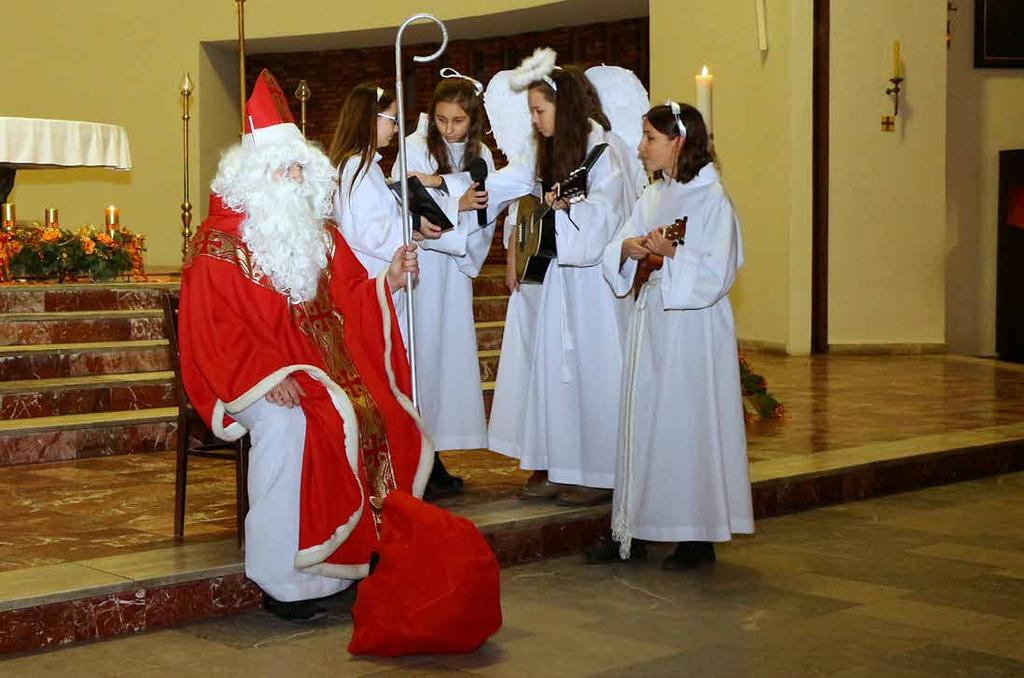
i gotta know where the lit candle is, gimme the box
[893,40,901,79]
[44,208,59,228]
[695,64,714,135]
[105,205,119,234]
[1,202,14,227]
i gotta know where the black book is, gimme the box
[386,176,456,232]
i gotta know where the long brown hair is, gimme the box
[426,78,485,174]
[529,65,591,187]
[328,83,395,195]
[645,102,715,184]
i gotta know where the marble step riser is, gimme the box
[473,297,510,323]
[0,348,171,381]
[0,289,169,313]
[0,421,178,467]
[472,275,509,297]
[0,317,165,347]
[476,325,504,352]
[479,353,499,383]
[0,382,176,420]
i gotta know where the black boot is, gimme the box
[424,452,464,500]
[262,593,327,622]
[662,541,716,570]
[583,535,647,564]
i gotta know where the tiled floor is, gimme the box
[6,471,1023,676]
[1,353,1022,575]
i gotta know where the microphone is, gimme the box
[468,157,488,226]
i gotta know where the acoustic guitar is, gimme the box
[513,143,609,285]
[631,217,688,299]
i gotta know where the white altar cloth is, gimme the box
[0,117,131,169]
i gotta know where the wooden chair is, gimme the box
[162,290,250,549]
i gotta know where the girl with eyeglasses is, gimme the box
[329,83,447,327]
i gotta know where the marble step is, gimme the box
[472,267,509,297]
[478,349,500,383]
[473,295,510,323]
[0,282,178,313]
[483,380,495,417]
[475,320,505,352]
[0,407,178,467]
[0,309,165,347]
[0,339,171,381]
[0,372,175,420]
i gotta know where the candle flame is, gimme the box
[701,65,710,76]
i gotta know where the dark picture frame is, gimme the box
[974,0,1024,68]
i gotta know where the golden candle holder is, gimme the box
[105,205,120,235]
[180,72,194,262]
[1,202,14,229]
[295,79,311,138]
[44,207,59,228]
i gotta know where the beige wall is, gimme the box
[5,0,558,270]
[649,0,814,354]
[827,1,948,348]
[946,2,1024,356]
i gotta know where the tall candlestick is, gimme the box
[180,72,194,262]
[695,64,714,136]
[1,202,14,228]
[44,208,59,228]
[105,205,119,234]
[237,0,247,137]
[893,40,901,79]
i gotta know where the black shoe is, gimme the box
[662,541,716,570]
[262,593,327,622]
[583,535,647,564]
[424,454,464,500]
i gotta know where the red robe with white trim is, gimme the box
[180,194,431,576]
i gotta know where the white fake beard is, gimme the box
[240,179,330,304]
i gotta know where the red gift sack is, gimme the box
[347,491,502,656]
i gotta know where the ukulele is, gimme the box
[631,217,688,299]
[513,143,609,285]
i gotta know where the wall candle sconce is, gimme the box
[882,39,903,133]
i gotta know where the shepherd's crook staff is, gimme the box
[395,13,448,408]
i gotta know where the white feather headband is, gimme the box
[510,47,559,93]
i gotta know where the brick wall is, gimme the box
[246,17,649,169]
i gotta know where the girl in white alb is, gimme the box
[329,83,451,332]
[389,70,495,492]
[592,101,754,569]
[487,49,633,506]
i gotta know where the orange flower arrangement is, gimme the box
[3,222,145,282]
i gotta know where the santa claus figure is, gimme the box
[179,70,432,621]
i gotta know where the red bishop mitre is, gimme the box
[244,69,304,146]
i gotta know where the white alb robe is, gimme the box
[389,132,496,450]
[487,123,633,488]
[232,398,352,601]
[602,165,754,552]
[333,152,459,343]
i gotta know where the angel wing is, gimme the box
[585,65,650,152]
[483,69,534,168]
